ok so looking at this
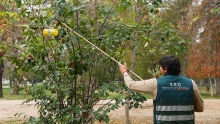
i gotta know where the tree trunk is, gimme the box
[214,78,216,87]
[208,76,213,97]
[0,19,5,97]
[10,68,19,95]
[124,91,131,124]
[11,79,19,95]
[9,79,12,88]
[0,55,4,98]
[94,0,98,37]
[216,77,220,95]
[204,78,210,92]
[182,51,187,76]
[124,2,142,124]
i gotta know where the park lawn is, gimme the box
[1,88,31,100]
[198,86,220,99]
[3,83,9,86]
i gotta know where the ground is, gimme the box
[0,99,220,124]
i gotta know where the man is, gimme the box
[119,55,204,124]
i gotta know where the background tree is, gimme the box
[0,3,8,98]
[187,0,220,96]
[161,0,193,76]
[111,0,189,122]
[0,0,29,95]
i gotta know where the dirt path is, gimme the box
[0,99,220,123]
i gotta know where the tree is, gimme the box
[10,0,148,123]
[162,0,193,76]
[0,0,28,95]
[0,51,4,97]
[113,0,190,122]
[0,4,7,97]
[187,0,220,96]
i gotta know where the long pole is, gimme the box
[60,22,143,81]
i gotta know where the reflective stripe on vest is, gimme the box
[156,105,194,111]
[156,114,194,121]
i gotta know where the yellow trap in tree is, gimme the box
[43,29,58,36]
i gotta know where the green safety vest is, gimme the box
[153,74,194,124]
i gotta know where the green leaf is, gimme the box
[59,9,64,16]
[149,6,154,13]
[144,42,148,47]
[134,45,139,51]
[165,31,169,38]
[8,12,16,18]
[53,1,59,7]
[157,0,162,3]
[20,25,29,29]
[125,17,137,26]
[211,8,219,14]
[134,103,139,108]
[152,0,159,8]
[161,36,165,42]
[40,15,44,25]
[193,15,200,22]
[58,29,64,38]
[0,12,6,17]
[46,19,52,26]
[15,0,22,8]
[36,0,42,4]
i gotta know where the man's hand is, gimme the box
[119,63,127,75]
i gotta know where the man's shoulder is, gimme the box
[179,75,192,80]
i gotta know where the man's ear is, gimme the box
[164,67,168,73]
